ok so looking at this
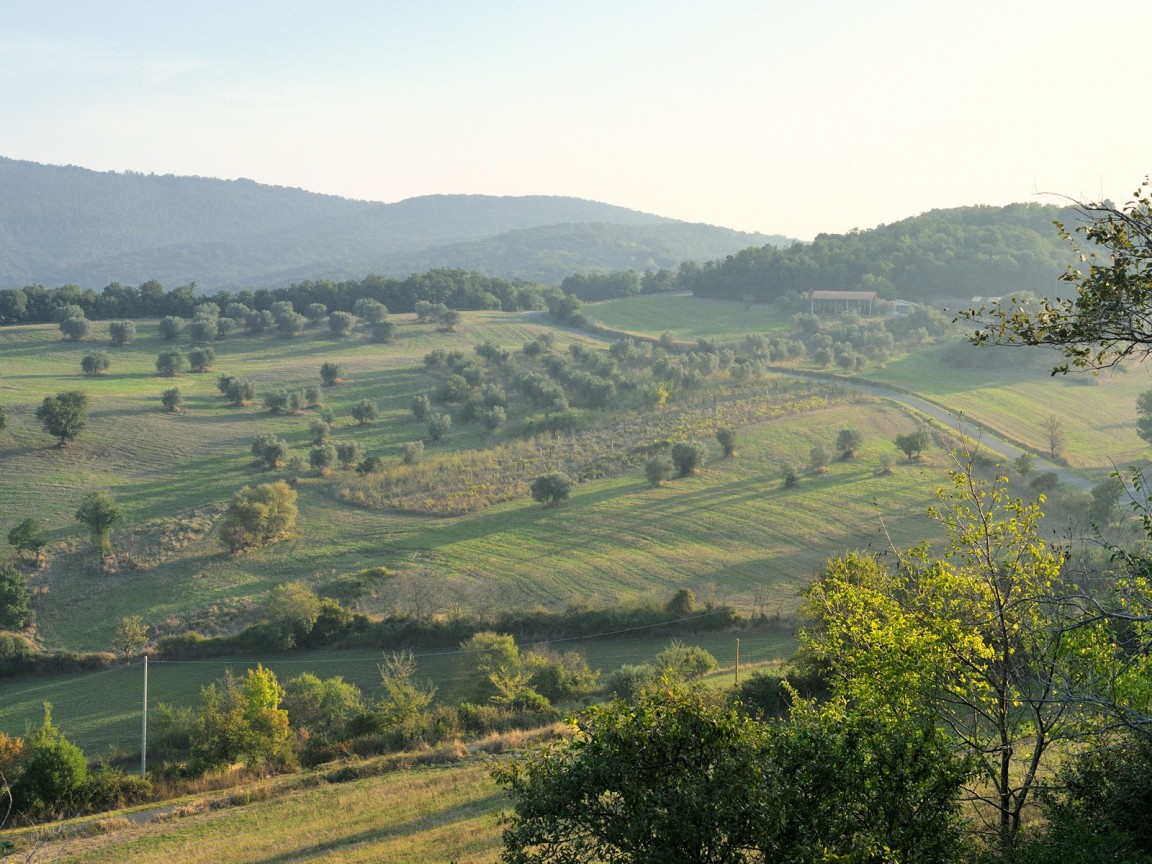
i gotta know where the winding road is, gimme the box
[772,369,1095,491]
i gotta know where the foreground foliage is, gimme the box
[495,686,968,864]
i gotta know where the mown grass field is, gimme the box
[33,761,506,864]
[0,311,950,655]
[585,293,792,341]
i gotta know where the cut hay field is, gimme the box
[585,293,793,341]
[31,760,506,864]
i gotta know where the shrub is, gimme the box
[427,413,451,442]
[220,481,298,552]
[716,427,737,457]
[352,399,379,425]
[328,311,356,337]
[161,387,183,413]
[108,320,136,345]
[158,316,183,340]
[645,457,674,487]
[188,346,216,373]
[310,444,338,475]
[401,441,424,465]
[59,316,90,341]
[81,350,110,376]
[155,349,185,377]
[531,472,572,506]
[320,361,344,385]
[412,394,431,421]
[671,441,708,476]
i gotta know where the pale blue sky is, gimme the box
[2,1,1147,238]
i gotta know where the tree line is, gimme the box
[0,268,555,327]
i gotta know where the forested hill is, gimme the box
[682,203,1082,303]
[0,157,785,290]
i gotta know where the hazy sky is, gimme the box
[2,1,1148,239]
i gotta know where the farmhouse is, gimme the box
[810,290,876,316]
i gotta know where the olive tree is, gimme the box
[108,320,136,345]
[80,350,110,376]
[160,387,183,413]
[670,441,708,477]
[155,349,185,377]
[531,472,572,506]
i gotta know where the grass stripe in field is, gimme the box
[40,763,505,863]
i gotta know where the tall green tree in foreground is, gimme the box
[803,466,1108,858]
[496,686,967,864]
[36,390,89,446]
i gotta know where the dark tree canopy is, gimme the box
[530,472,572,506]
[36,390,89,445]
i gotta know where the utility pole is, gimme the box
[734,638,740,686]
[141,655,148,777]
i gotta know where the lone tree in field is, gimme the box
[8,517,46,561]
[671,441,708,477]
[80,350,110,377]
[894,426,932,461]
[158,315,183,340]
[220,481,298,552]
[36,390,89,446]
[836,428,863,459]
[188,346,216,373]
[319,361,344,386]
[531,472,572,506]
[75,490,123,556]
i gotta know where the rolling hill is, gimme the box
[0,157,787,290]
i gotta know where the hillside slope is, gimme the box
[0,157,786,290]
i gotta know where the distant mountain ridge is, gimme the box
[0,157,788,290]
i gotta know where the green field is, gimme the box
[0,296,1120,761]
[585,293,792,341]
[0,629,795,755]
[0,311,954,654]
[582,294,1152,474]
[29,761,506,864]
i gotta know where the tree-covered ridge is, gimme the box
[682,203,1081,304]
[0,157,780,290]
